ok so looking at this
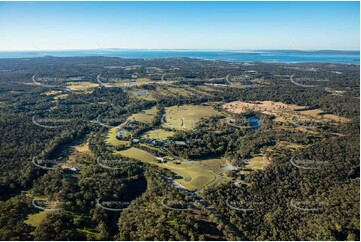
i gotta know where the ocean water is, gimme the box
[0,49,359,64]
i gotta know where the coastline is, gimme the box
[0,50,359,65]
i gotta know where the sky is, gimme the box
[0,1,359,51]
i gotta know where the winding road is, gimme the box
[290,74,319,88]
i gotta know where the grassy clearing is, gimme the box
[65,140,94,164]
[66,81,98,92]
[25,210,51,227]
[197,85,217,92]
[167,87,193,96]
[128,88,157,101]
[187,87,213,96]
[116,148,215,191]
[45,90,62,95]
[129,106,157,124]
[162,104,221,130]
[142,129,175,139]
[276,141,305,150]
[54,94,68,100]
[162,162,215,191]
[105,127,130,147]
[246,156,270,170]
[115,147,155,163]
[25,212,49,227]
[223,100,349,125]
[200,158,228,174]
[105,107,157,148]
[139,144,167,155]
[134,78,154,86]
[114,78,156,87]
[76,228,98,236]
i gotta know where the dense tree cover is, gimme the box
[33,212,86,241]
[203,133,359,240]
[0,195,35,240]
[167,113,325,163]
[117,170,228,241]
[0,57,359,240]
[29,150,146,240]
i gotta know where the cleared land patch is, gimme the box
[116,148,215,191]
[129,106,157,124]
[66,81,98,92]
[115,147,155,163]
[25,210,51,227]
[200,158,228,174]
[162,104,222,130]
[223,100,349,125]
[106,127,130,147]
[246,156,270,170]
[129,89,157,101]
[142,129,175,139]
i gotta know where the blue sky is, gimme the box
[0,1,359,51]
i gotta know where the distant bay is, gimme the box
[0,49,359,64]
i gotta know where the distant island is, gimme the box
[0,49,359,64]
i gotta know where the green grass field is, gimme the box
[167,87,193,96]
[105,127,130,147]
[162,162,215,191]
[105,107,157,147]
[139,144,167,155]
[116,147,215,191]
[66,81,98,92]
[246,155,270,170]
[129,89,157,101]
[162,104,221,130]
[142,129,175,139]
[129,106,157,124]
[200,158,228,174]
[115,147,155,163]
[25,210,51,227]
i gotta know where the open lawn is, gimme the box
[197,85,217,92]
[166,87,193,96]
[53,94,68,100]
[200,158,228,174]
[142,129,175,139]
[128,88,157,101]
[25,210,51,227]
[105,107,157,147]
[139,144,167,155]
[162,104,221,130]
[246,156,270,170]
[129,106,157,124]
[116,148,215,191]
[187,87,213,96]
[66,81,98,92]
[164,162,215,191]
[223,100,349,127]
[106,127,130,147]
[115,147,155,163]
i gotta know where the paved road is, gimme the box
[161,73,167,84]
[32,73,58,87]
[290,74,318,88]
[160,147,220,191]
[225,74,232,84]
[160,174,242,239]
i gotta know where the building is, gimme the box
[173,141,187,146]
[132,138,140,144]
[69,167,78,172]
[115,130,125,139]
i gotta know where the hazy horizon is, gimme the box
[0,1,359,51]
[0,48,360,52]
